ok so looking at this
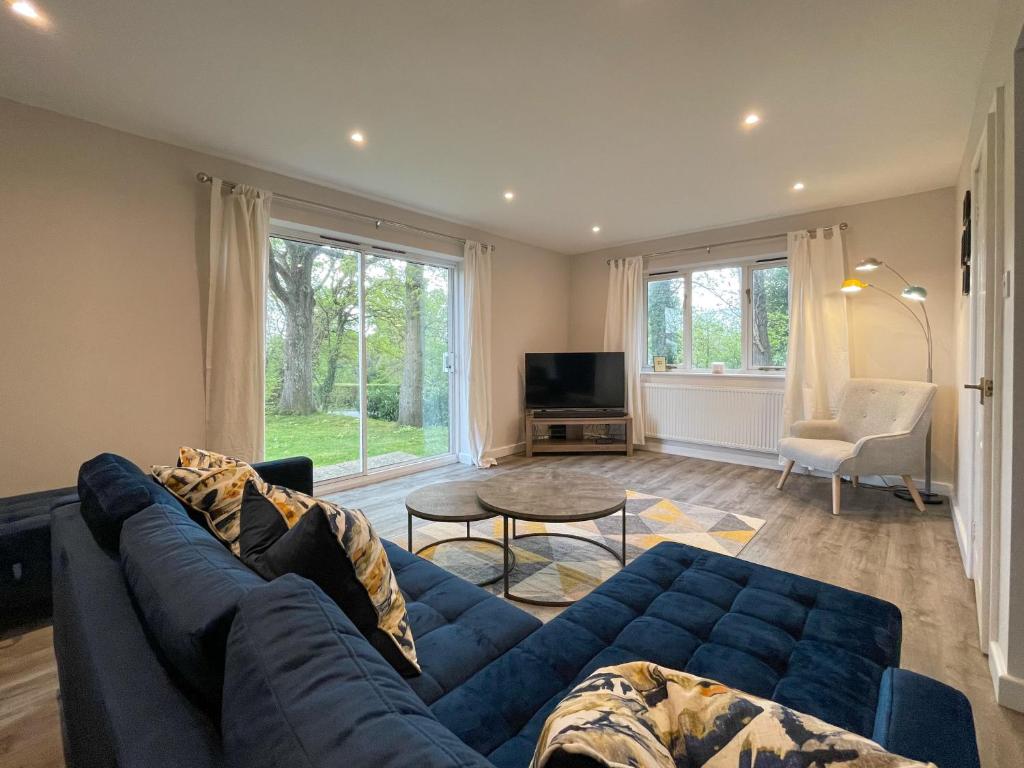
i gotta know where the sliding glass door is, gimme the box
[264,235,454,484]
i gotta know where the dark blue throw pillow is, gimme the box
[238,481,419,677]
[77,453,184,550]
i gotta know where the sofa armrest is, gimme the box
[872,668,979,768]
[252,457,313,495]
[789,419,845,440]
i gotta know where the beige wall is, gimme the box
[568,187,958,485]
[0,98,570,496]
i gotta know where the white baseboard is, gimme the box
[488,441,526,460]
[989,640,1024,712]
[643,437,953,497]
[457,441,525,466]
[642,437,783,469]
[950,496,974,578]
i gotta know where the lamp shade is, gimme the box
[901,285,928,301]
[840,278,867,293]
[855,258,882,271]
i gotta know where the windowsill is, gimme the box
[642,370,785,380]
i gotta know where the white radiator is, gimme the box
[642,382,784,453]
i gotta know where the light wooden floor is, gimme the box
[3,451,1022,767]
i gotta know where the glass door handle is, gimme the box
[443,352,455,373]
[964,377,993,405]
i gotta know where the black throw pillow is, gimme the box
[238,482,418,676]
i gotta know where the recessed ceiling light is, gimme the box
[503,190,515,201]
[743,113,761,126]
[10,0,43,22]
[792,181,805,191]
[349,131,365,146]
[11,1,40,18]
[592,225,601,233]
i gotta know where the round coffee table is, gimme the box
[405,480,515,587]
[476,468,627,606]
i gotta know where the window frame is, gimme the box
[643,253,788,375]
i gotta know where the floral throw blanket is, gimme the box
[531,662,934,768]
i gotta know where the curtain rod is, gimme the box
[607,222,847,264]
[195,172,492,251]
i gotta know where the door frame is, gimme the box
[267,223,462,495]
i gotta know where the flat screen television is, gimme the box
[524,352,625,410]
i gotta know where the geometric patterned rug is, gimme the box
[415,490,766,605]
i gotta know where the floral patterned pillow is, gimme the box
[152,447,266,554]
[532,662,934,768]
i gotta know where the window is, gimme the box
[646,276,685,366]
[645,259,789,372]
[749,264,790,369]
[691,266,743,369]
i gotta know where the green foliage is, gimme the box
[644,264,790,371]
[646,279,683,365]
[751,266,789,368]
[265,413,450,467]
[265,240,452,429]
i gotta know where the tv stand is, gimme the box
[525,410,633,457]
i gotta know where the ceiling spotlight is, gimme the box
[349,131,366,145]
[10,0,40,18]
[792,181,805,191]
[503,190,515,201]
[592,225,601,233]
[855,258,882,272]
[743,113,761,126]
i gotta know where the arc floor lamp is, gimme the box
[840,257,941,505]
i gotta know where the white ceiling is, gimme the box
[0,0,998,253]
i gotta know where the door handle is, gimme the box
[964,377,994,405]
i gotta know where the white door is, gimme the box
[965,96,1004,651]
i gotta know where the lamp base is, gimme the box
[893,488,944,506]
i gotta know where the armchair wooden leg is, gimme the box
[901,475,926,512]
[831,474,841,516]
[777,460,795,490]
[851,475,859,488]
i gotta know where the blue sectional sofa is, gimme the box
[52,453,980,768]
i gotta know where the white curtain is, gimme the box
[603,257,647,445]
[461,240,495,467]
[782,227,850,433]
[205,179,272,461]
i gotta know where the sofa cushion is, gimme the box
[778,436,857,474]
[221,574,495,768]
[873,668,980,768]
[383,540,542,704]
[119,503,265,711]
[429,542,901,768]
[238,482,419,676]
[78,453,183,550]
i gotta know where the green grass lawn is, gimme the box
[265,412,450,467]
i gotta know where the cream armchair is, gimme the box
[776,378,937,514]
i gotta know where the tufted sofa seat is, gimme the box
[383,540,541,704]
[435,542,904,767]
